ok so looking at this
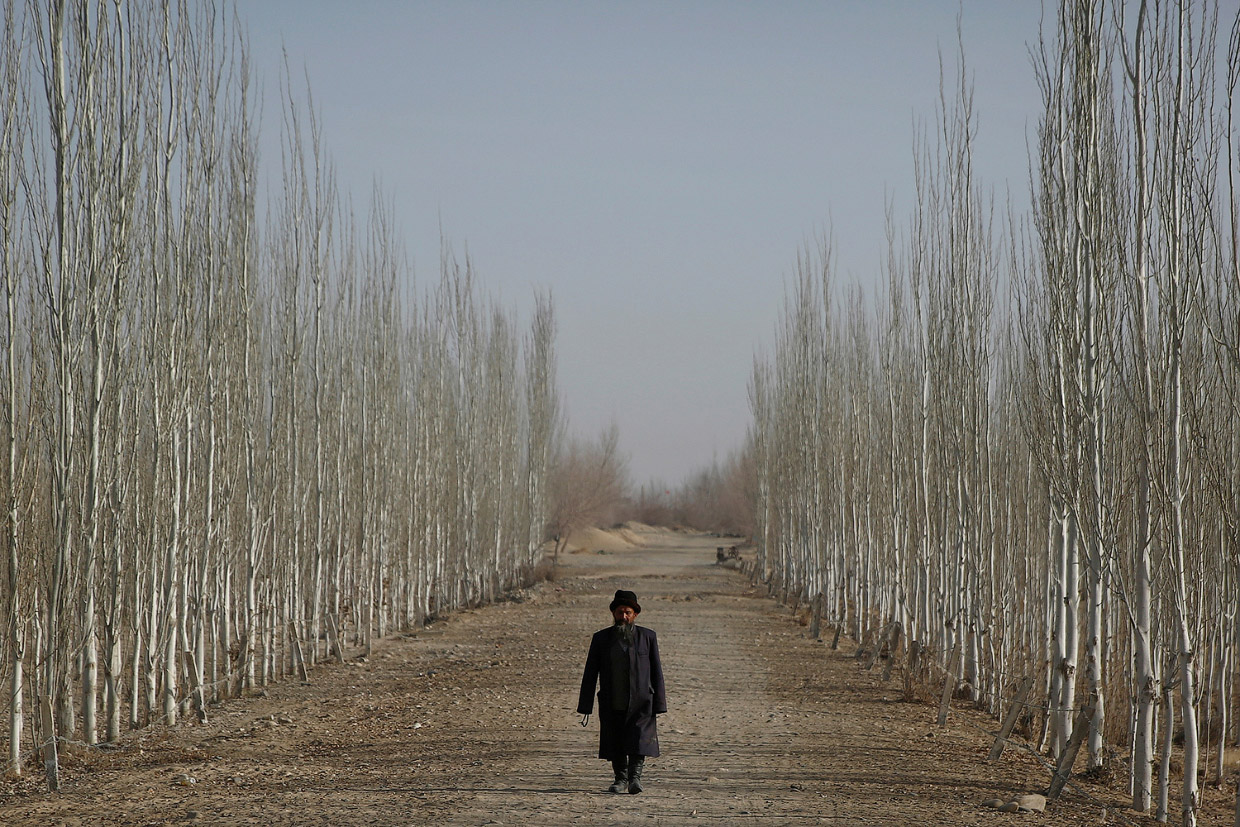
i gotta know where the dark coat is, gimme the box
[577,624,666,759]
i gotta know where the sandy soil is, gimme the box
[1,527,1235,826]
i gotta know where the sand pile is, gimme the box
[566,524,653,553]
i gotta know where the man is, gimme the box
[577,589,666,794]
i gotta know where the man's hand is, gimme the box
[579,714,590,727]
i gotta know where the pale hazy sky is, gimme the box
[238,1,1044,485]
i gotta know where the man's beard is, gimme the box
[614,620,636,645]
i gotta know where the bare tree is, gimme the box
[0,0,28,777]
[547,424,630,561]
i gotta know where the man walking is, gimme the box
[577,589,666,794]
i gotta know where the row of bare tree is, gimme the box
[748,3,1238,824]
[0,0,560,789]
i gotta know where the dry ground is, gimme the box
[2,527,1237,826]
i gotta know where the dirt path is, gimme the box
[0,529,1187,825]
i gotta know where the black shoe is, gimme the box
[608,758,628,794]
[627,755,645,794]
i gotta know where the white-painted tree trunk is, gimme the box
[1,0,25,770]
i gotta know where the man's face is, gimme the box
[612,606,636,625]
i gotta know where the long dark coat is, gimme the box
[577,624,666,759]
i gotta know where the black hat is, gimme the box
[609,589,641,614]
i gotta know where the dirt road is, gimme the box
[0,528,1187,825]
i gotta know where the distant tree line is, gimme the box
[0,0,560,788]
[747,3,1239,825]
[627,453,751,537]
